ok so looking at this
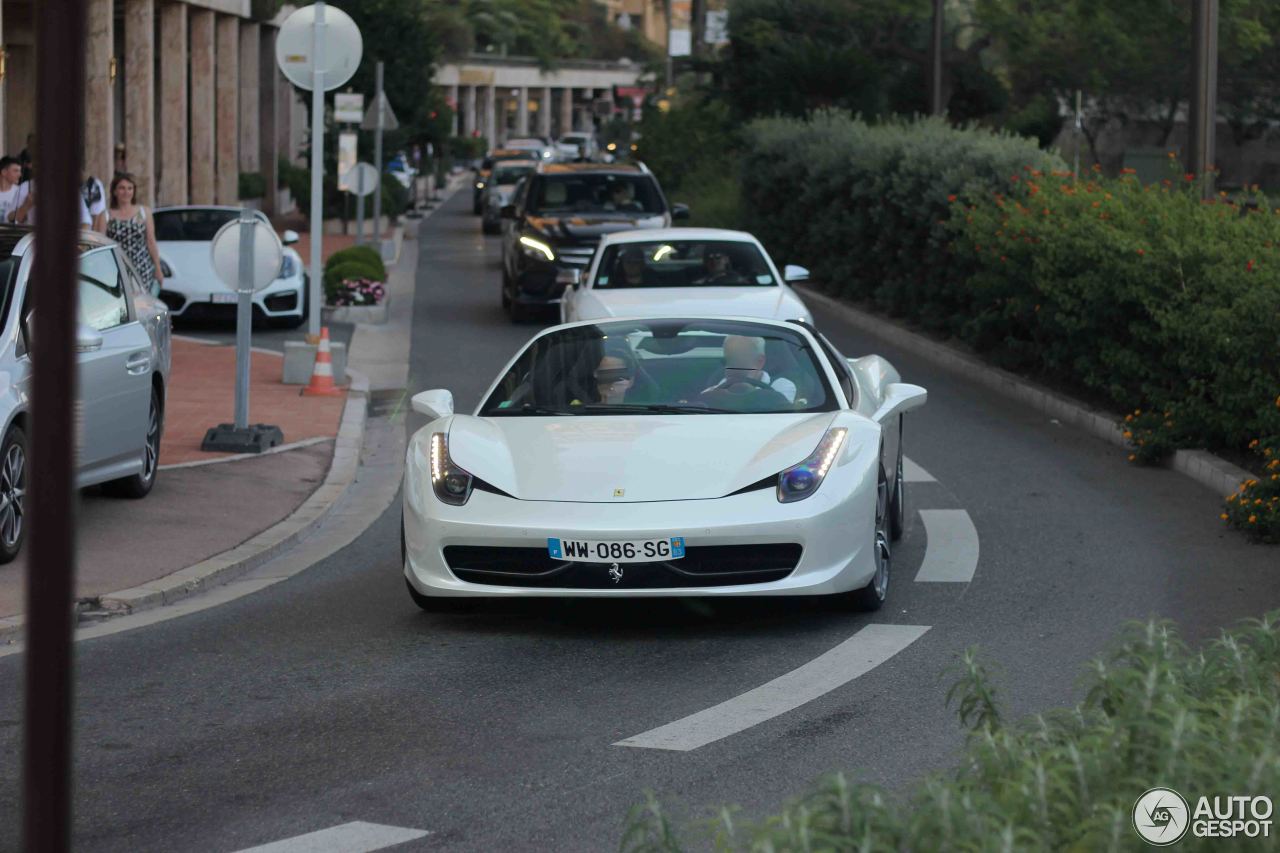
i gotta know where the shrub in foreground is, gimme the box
[622,612,1280,851]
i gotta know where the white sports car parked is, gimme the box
[402,316,926,610]
[154,206,306,328]
[560,228,813,325]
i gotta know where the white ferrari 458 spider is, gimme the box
[402,317,926,610]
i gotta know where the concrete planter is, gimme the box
[323,295,390,326]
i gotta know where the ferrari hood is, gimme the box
[578,287,810,322]
[446,412,837,502]
[159,242,231,293]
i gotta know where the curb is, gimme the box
[799,287,1251,498]
[0,370,372,645]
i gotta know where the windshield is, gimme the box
[480,319,835,416]
[529,174,664,216]
[155,208,247,241]
[595,240,775,289]
[493,164,535,185]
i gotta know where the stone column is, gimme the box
[189,9,216,204]
[516,87,529,136]
[560,87,574,135]
[215,15,239,204]
[259,27,280,216]
[238,22,260,174]
[538,86,552,137]
[158,1,188,206]
[463,85,476,137]
[124,0,156,203]
[84,0,114,184]
[448,84,459,136]
[485,85,496,149]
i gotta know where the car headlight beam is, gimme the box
[776,428,847,503]
[519,235,556,261]
[430,432,474,506]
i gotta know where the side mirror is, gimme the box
[783,264,810,283]
[76,323,104,353]
[411,389,454,420]
[281,229,300,246]
[500,204,517,220]
[555,268,581,295]
[671,203,690,221]
[872,382,927,422]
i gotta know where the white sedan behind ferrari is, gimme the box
[559,228,813,325]
[402,316,925,611]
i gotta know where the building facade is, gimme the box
[0,0,300,213]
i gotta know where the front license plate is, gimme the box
[548,536,685,563]
[210,292,238,304]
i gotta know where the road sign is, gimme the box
[275,4,363,92]
[334,92,364,123]
[342,163,378,197]
[360,91,400,131]
[337,131,357,190]
[210,216,283,292]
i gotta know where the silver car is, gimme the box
[0,227,172,563]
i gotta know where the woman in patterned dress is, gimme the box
[106,172,163,295]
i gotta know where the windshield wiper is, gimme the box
[575,403,738,415]
[489,403,578,416]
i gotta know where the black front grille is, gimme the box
[443,543,801,589]
[158,289,187,311]
[264,291,299,312]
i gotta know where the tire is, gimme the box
[846,463,891,612]
[0,426,28,564]
[105,387,161,499]
[889,422,905,542]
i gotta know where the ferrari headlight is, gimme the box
[777,428,846,503]
[279,254,298,279]
[519,235,556,261]
[430,432,473,506]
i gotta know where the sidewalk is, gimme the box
[0,339,351,623]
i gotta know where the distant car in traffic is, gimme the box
[0,226,172,562]
[154,206,306,328]
[557,132,598,162]
[473,148,540,214]
[401,315,926,611]
[480,160,537,235]
[504,136,557,163]
[498,162,689,322]
[561,228,813,325]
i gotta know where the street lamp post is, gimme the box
[1188,0,1219,200]
[929,0,944,116]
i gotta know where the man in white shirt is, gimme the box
[0,157,23,224]
[82,174,108,232]
[7,179,92,227]
[702,335,798,403]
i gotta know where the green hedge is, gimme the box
[740,113,1064,330]
[950,171,1280,463]
[624,611,1280,850]
[326,245,386,280]
[322,246,385,305]
[238,171,266,201]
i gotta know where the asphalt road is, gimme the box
[1,192,1277,852]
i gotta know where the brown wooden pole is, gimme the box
[24,0,86,850]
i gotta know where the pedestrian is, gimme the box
[0,157,23,224]
[82,173,108,233]
[4,157,91,226]
[106,173,163,294]
[17,134,34,183]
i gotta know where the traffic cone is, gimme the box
[301,327,344,397]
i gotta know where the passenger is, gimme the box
[615,249,647,287]
[604,181,639,212]
[592,347,637,404]
[701,335,797,405]
[694,250,737,285]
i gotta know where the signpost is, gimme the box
[361,62,400,253]
[343,162,378,245]
[276,3,363,339]
[200,214,285,453]
[334,92,364,123]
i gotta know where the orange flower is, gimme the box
[1137,249,1145,256]
[1184,173,1196,182]
[947,194,958,202]
[1246,259,1255,272]
[1121,167,1137,175]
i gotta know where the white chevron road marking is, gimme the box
[234,821,429,853]
[914,509,980,583]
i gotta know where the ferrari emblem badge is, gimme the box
[609,563,624,583]
[613,488,625,497]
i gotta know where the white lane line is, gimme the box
[915,510,980,583]
[234,821,429,853]
[616,623,930,752]
[902,456,936,482]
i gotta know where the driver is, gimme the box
[695,250,737,284]
[604,181,639,212]
[700,335,797,404]
[592,347,637,404]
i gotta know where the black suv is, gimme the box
[499,163,688,322]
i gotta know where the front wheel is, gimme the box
[0,426,28,564]
[846,464,891,612]
[105,387,161,499]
